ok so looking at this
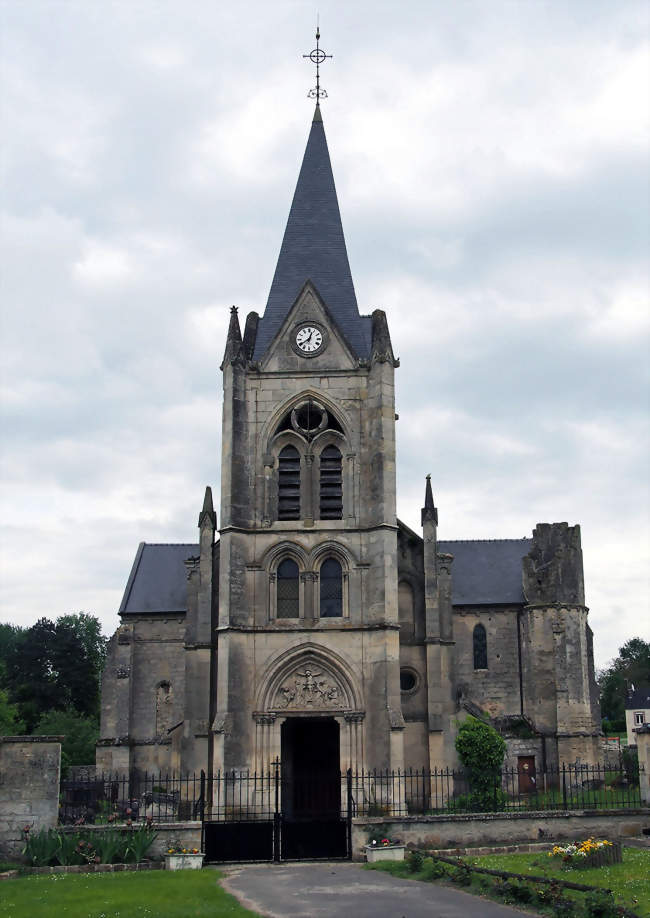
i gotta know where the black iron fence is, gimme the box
[59,761,645,826]
[349,762,645,816]
[59,771,205,825]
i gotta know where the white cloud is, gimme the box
[0,0,648,673]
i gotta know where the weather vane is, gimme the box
[303,21,332,100]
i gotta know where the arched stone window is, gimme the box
[155,681,172,736]
[473,623,488,670]
[278,446,300,520]
[277,559,300,618]
[319,445,342,519]
[319,558,343,617]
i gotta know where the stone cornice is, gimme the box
[219,523,399,536]
[524,603,589,613]
[215,622,400,634]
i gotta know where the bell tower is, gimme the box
[213,97,403,775]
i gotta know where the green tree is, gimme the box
[50,614,107,719]
[0,623,26,689]
[455,716,507,812]
[1,614,107,731]
[598,638,650,730]
[34,709,99,770]
[0,687,25,735]
[12,618,57,730]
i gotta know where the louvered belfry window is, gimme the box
[278,445,300,520]
[320,558,343,617]
[473,623,488,669]
[319,445,343,519]
[277,559,300,618]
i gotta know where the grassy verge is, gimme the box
[366,847,649,917]
[0,869,260,918]
[468,848,649,916]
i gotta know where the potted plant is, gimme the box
[365,836,406,863]
[164,841,204,870]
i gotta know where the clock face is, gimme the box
[295,325,323,354]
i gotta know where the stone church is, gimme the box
[98,104,601,784]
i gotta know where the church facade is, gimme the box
[98,105,601,782]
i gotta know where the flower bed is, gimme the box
[20,823,158,868]
[549,838,622,868]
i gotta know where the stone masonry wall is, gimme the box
[352,809,650,859]
[0,737,62,858]
[454,607,522,717]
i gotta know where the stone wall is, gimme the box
[454,607,522,718]
[98,615,186,775]
[0,736,62,858]
[351,808,650,859]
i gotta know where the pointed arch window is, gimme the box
[319,558,343,617]
[319,445,342,519]
[277,559,300,618]
[473,623,488,670]
[278,446,301,520]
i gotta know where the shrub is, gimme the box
[449,788,508,814]
[125,825,158,863]
[421,857,447,880]
[57,831,85,866]
[93,828,129,864]
[408,850,424,873]
[21,827,60,866]
[508,881,534,904]
[448,860,472,886]
[585,890,620,918]
[622,746,639,785]
[454,718,507,812]
[366,823,391,845]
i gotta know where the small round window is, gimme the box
[400,668,418,693]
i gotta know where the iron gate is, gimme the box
[202,760,353,863]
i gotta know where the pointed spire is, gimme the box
[252,111,370,361]
[220,305,245,370]
[421,474,438,526]
[198,486,217,529]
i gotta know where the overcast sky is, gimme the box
[1,0,648,671]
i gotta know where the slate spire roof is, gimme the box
[252,104,371,360]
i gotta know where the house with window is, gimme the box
[626,688,650,740]
[97,103,602,785]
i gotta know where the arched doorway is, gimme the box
[281,716,345,858]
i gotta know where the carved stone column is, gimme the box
[301,571,317,619]
[254,712,277,773]
[268,572,276,621]
[262,453,274,526]
[303,453,314,526]
[345,452,356,523]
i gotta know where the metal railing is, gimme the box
[59,761,644,825]
[59,770,205,825]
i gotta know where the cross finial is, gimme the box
[303,22,332,101]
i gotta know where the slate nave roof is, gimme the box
[119,537,531,614]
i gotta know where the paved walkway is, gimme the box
[222,862,532,918]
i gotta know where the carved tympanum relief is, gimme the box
[274,668,344,710]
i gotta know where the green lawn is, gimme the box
[367,847,650,917]
[468,848,649,916]
[0,869,260,918]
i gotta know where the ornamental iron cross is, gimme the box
[303,25,332,100]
